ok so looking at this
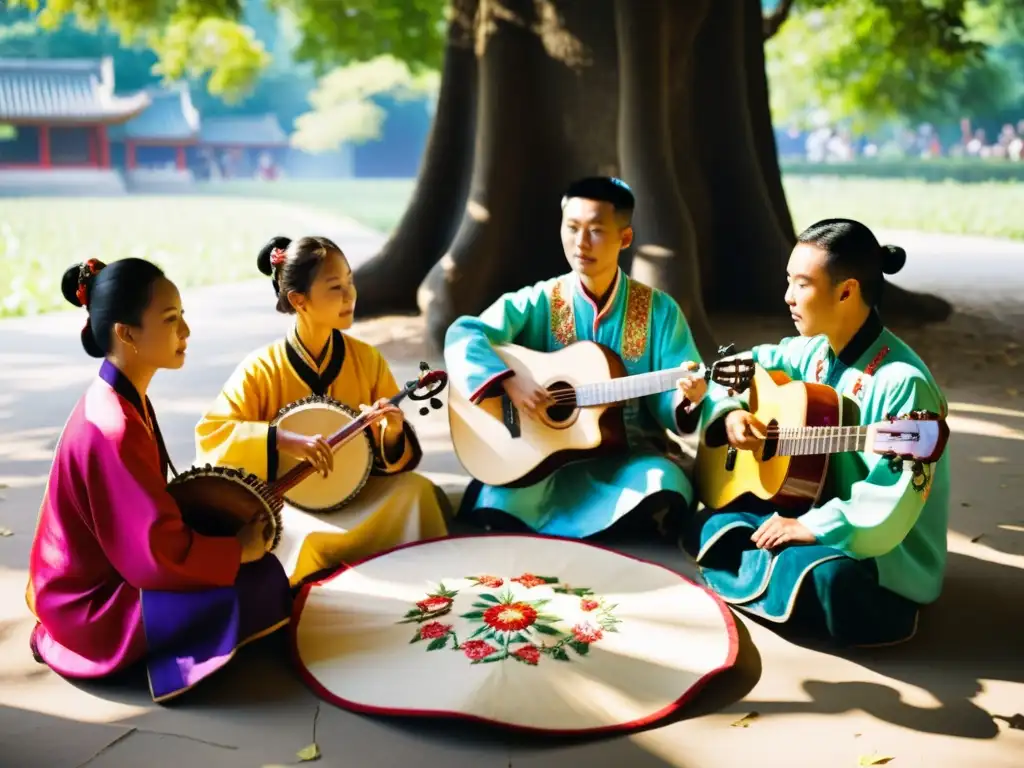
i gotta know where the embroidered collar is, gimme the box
[837,310,884,367]
[572,268,625,328]
[98,360,176,478]
[286,327,346,397]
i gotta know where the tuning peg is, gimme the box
[430,397,442,410]
[419,361,430,371]
[419,406,429,416]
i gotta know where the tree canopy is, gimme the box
[8,0,1024,124]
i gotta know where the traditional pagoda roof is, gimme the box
[108,83,200,143]
[199,114,289,147]
[0,57,150,124]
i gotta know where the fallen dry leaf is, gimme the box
[0,527,12,537]
[971,534,984,543]
[961,502,971,508]
[858,755,894,766]
[730,712,759,728]
[297,743,321,762]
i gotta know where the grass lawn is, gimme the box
[1,176,1021,318]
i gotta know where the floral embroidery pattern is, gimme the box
[549,279,577,348]
[621,282,652,362]
[399,573,621,665]
[851,346,890,399]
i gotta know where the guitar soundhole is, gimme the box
[544,380,577,425]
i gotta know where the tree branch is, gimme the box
[763,0,796,40]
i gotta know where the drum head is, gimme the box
[275,401,373,513]
[292,535,739,734]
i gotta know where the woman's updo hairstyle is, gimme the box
[796,218,906,307]
[256,234,345,314]
[60,257,166,358]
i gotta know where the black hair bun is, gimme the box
[60,260,107,308]
[81,319,104,358]
[257,236,292,276]
[881,245,907,275]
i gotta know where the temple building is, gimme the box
[0,57,149,193]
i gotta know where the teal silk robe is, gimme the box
[444,268,704,538]
[693,313,950,643]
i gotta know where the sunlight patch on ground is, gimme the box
[947,414,1024,441]
[948,530,1024,568]
[948,402,1024,420]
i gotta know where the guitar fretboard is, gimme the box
[777,425,868,457]
[575,366,705,406]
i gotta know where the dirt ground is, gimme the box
[0,231,1022,766]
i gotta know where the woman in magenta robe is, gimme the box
[26,257,292,702]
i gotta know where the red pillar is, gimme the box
[126,140,135,170]
[176,145,186,170]
[97,125,110,168]
[87,128,96,166]
[39,125,51,168]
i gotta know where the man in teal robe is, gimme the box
[687,219,951,647]
[444,177,708,539]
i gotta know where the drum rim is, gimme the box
[290,532,740,735]
[271,395,374,514]
[168,464,283,551]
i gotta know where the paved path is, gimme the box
[1,226,1022,767]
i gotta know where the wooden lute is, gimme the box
[448,341,754,488]
[170,364,449,551]
[694,365,949,511]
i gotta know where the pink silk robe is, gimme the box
[27,360,291,701]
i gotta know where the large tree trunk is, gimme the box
[353,0,952,355]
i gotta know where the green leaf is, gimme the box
[403,609,420,618]
[460,610,485,620]
[533,624,562,636]
[569,641,590,656]
[468,625,491,640]
[296,742,321,762]
[540,576,560,583]
[511,633,530,643]
[409,632,422,643]
[477,593,501,604]
[528,599,551,608]
[551,647,570,661]
[480,653,508,664]
[573,588,595,596]
[536,614,561,623]
[426,636,449,651]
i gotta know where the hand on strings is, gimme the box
[750,513,817,551]
[277,429,334,477]
[238,514,270,563]
[676,361,707,406]
[724,410,767,451]
[501,373,553,421]
[360,398,404,430]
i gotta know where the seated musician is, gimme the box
[194,236,449,586]
[687,219,950,647]
[27,259,291,702]
[443,176,708,539]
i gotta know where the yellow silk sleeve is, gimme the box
[194,359,276,481]
[370,349,421,474]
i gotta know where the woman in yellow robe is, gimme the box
[195,235,450,585]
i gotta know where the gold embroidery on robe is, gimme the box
[550,277,577,348]
[621,281,653,362]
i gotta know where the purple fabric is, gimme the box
[141,555,292,701]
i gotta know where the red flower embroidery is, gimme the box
[512,573,546,589]
[483,602,538,632]
[419,622,451,640]
[417,596,452,612]
[580,598,599,612]
[472,575,503,588]
[572,623,604,644]
[462,640,498,661]
[513,645,541,665]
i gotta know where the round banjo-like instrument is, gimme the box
[170,364,448,552]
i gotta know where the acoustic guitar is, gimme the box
[694,364,949,512]
[448,341,754,488]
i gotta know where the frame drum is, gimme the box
[272,397,374,513]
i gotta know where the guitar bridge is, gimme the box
[502,393,521,438]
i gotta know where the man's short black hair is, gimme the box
[561,176,635,224]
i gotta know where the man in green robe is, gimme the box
[444,177,708,539]
[687,218,951,647]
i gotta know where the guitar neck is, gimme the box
[574,365,705,406]
[776,425,869,457]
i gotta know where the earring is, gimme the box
[131,343,139,356]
